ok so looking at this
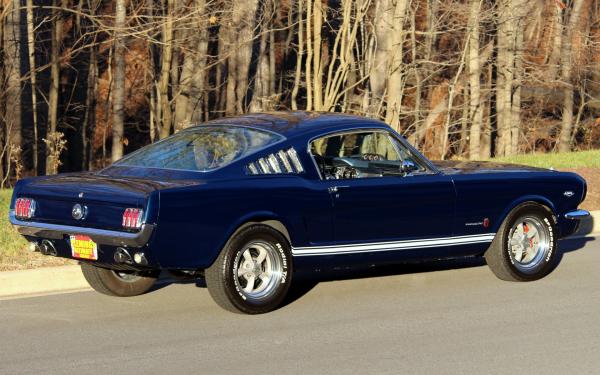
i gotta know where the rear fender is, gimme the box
[206,211,293,267]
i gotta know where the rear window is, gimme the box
[116,126,284,172]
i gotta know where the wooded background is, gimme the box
[0,0,598,186]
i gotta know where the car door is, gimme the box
[309,130,456,249]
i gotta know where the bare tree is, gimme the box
[384,0,409,130]
[25,0,39,173]
[224,0,260,115]
[173,0,209,130]
[558,0,587,152]
[291,0,304,110]
[467,0,482,160]
[4,0,22,174]
[112,0,126,161]
[46,0,69,174]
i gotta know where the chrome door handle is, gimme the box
[328,186,349,194]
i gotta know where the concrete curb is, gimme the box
[0,265,90,300]
[1,210,599,300]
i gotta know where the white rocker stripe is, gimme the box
[292,233,496,257]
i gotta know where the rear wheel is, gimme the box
[485,203,557,281]
[205,224,293,314]
[81,263,159,297]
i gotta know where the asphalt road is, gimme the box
[1,236,599,375]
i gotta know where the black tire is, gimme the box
[485,202,557,281]
[81,263,159,297]
[205,224,293,314]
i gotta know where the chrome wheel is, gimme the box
[233,241,283,301]
[508,216,550,274]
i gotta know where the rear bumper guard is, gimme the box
[564,209,591,220]
[9,210,154,247]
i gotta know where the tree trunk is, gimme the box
[384,0,409,130]
[558,0,586,152]
[305,0,313,110]
[481,63,493,158]
[224,0,259,115]
[311,0,324,110]
[0,0,5,186]
[249,0,273,112]
[511,21,524,155]
[47,0,67,174]
[508,0,529,155]
[188,15,209,124]
[495,0,514,157]
[369,0,391,116]
[4,0,22,176]
[291,0,304,110]
[25,0,38,174]
[546,3,564,79]
[83,47,98,170]
[158,0,174,139]
[111,0,126,161]
[174,0,207,131]
[467,0,482,160]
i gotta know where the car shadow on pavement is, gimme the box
[559,235,595,254]
[280,236,595,304]
[150,235,595,301]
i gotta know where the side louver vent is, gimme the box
[247,147,304,175]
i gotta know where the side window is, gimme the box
[309,132,390,180]
[388,136,423,168]
[310,131,428,180]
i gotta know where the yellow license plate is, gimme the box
[70,235,98,260]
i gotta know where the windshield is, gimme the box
[116,126,284,172]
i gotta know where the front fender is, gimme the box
[494,195,557,233]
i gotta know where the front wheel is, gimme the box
[485,203,557,281]
[81,263,159,297]
[205,225,293,314]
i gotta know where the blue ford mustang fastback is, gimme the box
[10,112,589,313]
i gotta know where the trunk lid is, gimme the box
[16,172,196,231]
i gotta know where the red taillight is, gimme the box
[15,198,36,219]
[122,208,144,230]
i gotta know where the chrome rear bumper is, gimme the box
[565,209,591,220]
[9,210,154,247]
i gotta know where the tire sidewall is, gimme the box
[219,225,293,313]
[501,204,557,280]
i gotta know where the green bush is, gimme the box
[0,189,30,269]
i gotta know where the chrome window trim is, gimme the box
[277,150,294,173]
[257,158,272,174]
[247,162,259,175]
[245,147,305,176]
[267,154,283,173]
[286,148,304,173]
[384,133,432,175]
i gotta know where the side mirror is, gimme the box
[401,160,418,174]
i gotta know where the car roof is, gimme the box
[193,111,392,140]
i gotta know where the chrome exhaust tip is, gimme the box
[40,240,57,256]
[114,247,133,264]
[133,252,148,266]
[28,241,41,252]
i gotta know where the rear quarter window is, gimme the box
[116,126,284,172]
